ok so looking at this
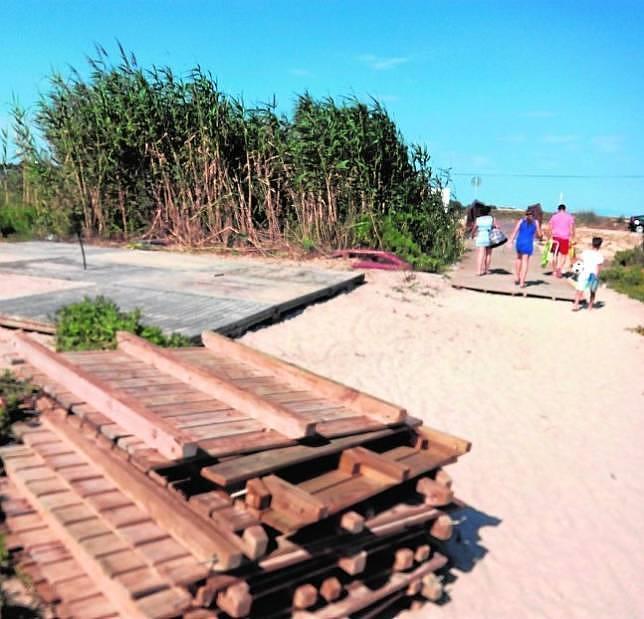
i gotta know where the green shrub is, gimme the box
[54,296,192,351]
[0,203,37,238]
[611,247,644,268]
[602,266,644,302]
[0,371,38,443]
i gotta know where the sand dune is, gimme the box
[242,270,644,619]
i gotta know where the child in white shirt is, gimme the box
[572,237,604,311]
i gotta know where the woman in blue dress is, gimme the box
[471,204,497,275]
[510,209,542,287]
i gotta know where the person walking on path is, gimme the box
[548,204,575,277]
[471,204,496,276]
[572,237,604,311]
[510,209,542,287]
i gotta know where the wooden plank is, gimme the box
[11,332,196,459]
[117,332,316,439]
[201,427,403,487]
[198,429,294,457]
[202,330,406,424]
[41,411,243,569]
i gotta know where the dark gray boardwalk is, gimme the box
[451,241,576,301]
[0,242,363,337]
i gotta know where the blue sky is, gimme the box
[1,0,643,215]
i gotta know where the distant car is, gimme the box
[628,215,644,233]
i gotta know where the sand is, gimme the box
[242,270,644,619]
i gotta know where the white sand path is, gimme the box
[242,271,644,619]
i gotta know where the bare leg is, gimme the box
[514,254,521,284]
[572,290,583,311]
[477,247,485,275]
[589,290,596,310]
[520,255,529,287]
[485,248,492,273]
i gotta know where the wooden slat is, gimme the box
[198,430,295,458]
[117,331,315,439]
[201,427,404,487]
[40,409,243,569]
[11,332,195,459]
[7,462,152,618]
[202,330,406,424]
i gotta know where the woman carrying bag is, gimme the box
[472,204,499,275]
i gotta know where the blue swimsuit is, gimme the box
[515,219,537,256]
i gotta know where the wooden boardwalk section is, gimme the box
[1,331,470,618]
[451,241,577,301]
[0,242,363,338]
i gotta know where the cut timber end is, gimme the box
[338,550,367,575]
[393,548,414,572]
[414,545,430,563]
[245,478,271,510]
[340,511,364,534]
[117,331,314,439]
[10,332,192,460]
[434,468,453,488]
[217,582,252,618]
[416,477,454,506]
[201,330,406,424]
[421,573,444,602]
[293,584,318,610]
[429,514,454,541]
[320,577,343,603]
[242,526,268,560]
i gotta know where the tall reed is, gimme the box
[10,47,462,269]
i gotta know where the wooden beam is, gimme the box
[11,332,194,459]
[201,330,406,424]
[414,425,471,456]
[339,446,410,482]
[117,331,315,439]
[261,475,327,525]
[40,409,243,569]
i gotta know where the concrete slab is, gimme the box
[0,242,363,337]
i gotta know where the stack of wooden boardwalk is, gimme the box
[0,330,470,618]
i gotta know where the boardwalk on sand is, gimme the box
[451,240,577,301]
[0,242,363,337]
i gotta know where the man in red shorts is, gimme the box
[548,204,575,277]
